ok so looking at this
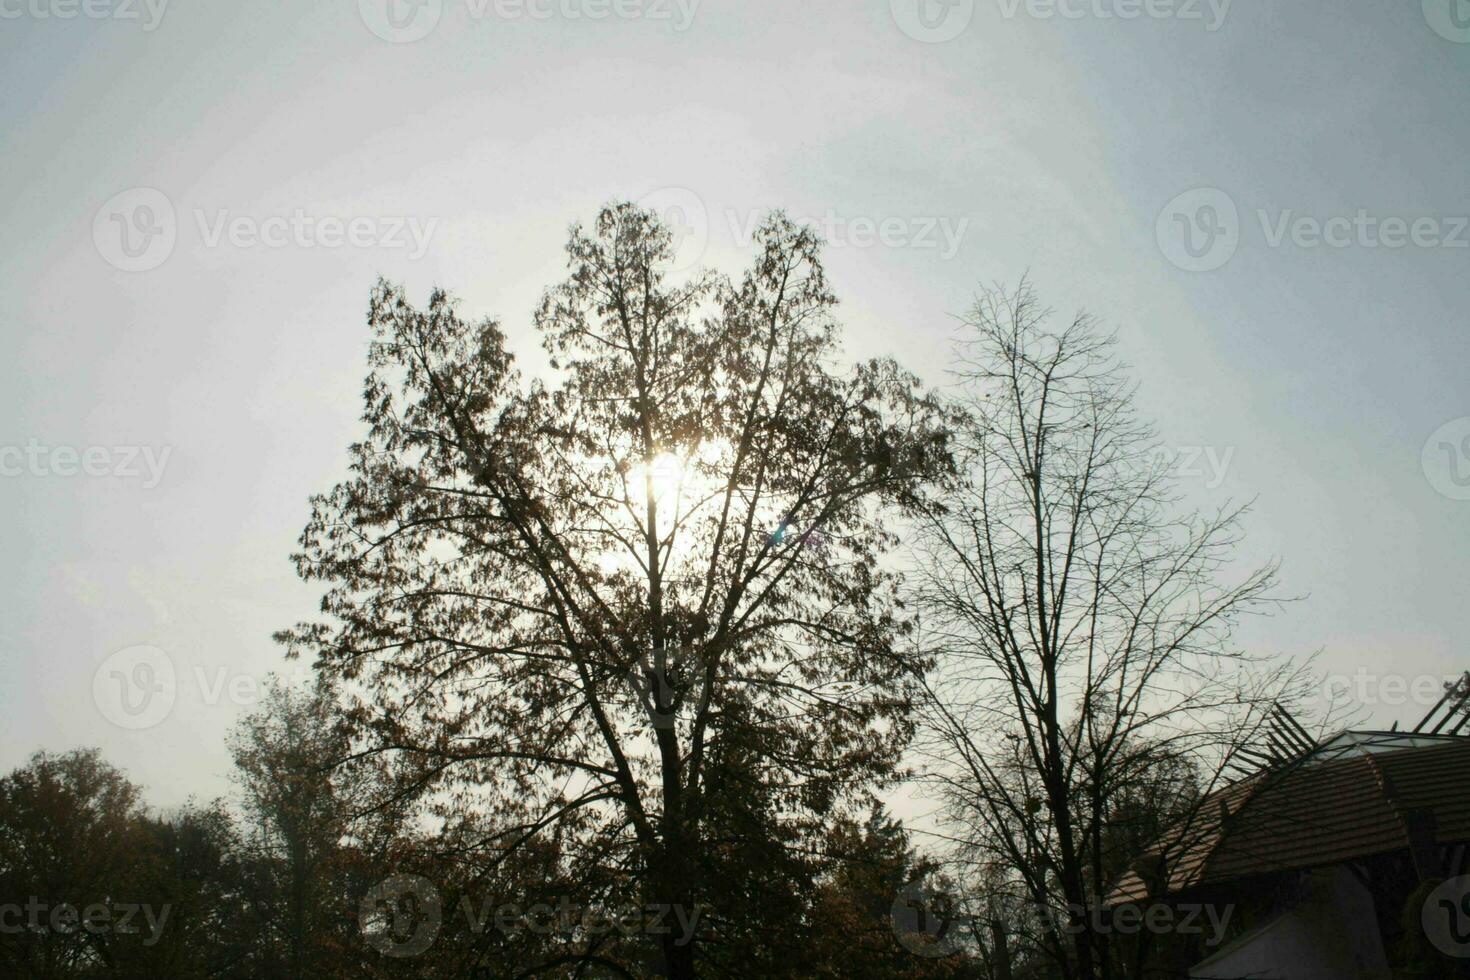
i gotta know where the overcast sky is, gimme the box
[3,0,1468,809]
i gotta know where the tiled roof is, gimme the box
[1108,735,1470,905]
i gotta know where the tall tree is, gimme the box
[0,750,149,979]
[279,203,950,977]
[912,283,1305,980]
[802,806,978,978]
[228,680,402,979]
[0,746,380,980]
[128,802,262,980]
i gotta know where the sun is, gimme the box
[624,444,732,533]
[630,451,687,512]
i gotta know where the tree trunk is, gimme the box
[660,933,697,980]
[989,917,1014,980]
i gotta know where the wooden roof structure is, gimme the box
[1109,674,1470,906]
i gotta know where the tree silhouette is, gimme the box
[912,283,1305,980]
[277,203,951,977]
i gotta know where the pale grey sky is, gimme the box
[3,0,1468,808]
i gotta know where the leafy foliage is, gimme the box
[276,202,950,975]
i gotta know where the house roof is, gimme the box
[1108,733,1470,906]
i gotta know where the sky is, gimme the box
[2,0,1468,810]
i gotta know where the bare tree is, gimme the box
[911,282,1307,980]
